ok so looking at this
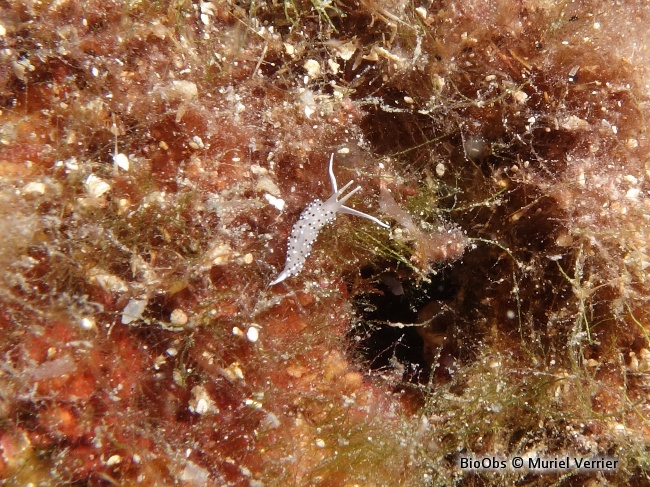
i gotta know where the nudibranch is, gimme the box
[270,155,389,286]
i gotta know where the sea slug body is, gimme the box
[270,155,389,285]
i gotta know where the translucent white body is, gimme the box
[270,156,388,286]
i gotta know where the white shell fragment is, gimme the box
[188,385,218,415]
[303,59,321,79]
[80,317,96,330]
[113,152,130,171]
[121,298,148,324]
[246,326,259,343]
[106,455,122,466]
[170,308,189,326]
[23,181,46,195]
[88,267,128,293]
[180,461,209,487]
[85,174,111,198]
[189,136,204,150]
[270,154,389,285]
[264,193,285,211]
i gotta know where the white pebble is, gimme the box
[23,181,46,195]
[264,193,285,211]
[85,174,111,198]
[170,308,188,326]
[121,298,148,324]
[246,326,259,343]
[80,317,96,330]
[303,59,321,78]
[113,153,129,171]
[624,174,638,184]
[106,455,122,466]
[189,135,204,150]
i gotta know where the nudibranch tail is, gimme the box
[269,269,291,286]
[270,155,389,286]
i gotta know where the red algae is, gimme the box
[2,0,650,485]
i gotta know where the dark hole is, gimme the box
[350,270,457,386]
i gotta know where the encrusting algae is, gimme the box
[1,0,650,486]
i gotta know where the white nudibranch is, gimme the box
[270,155,389,286]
